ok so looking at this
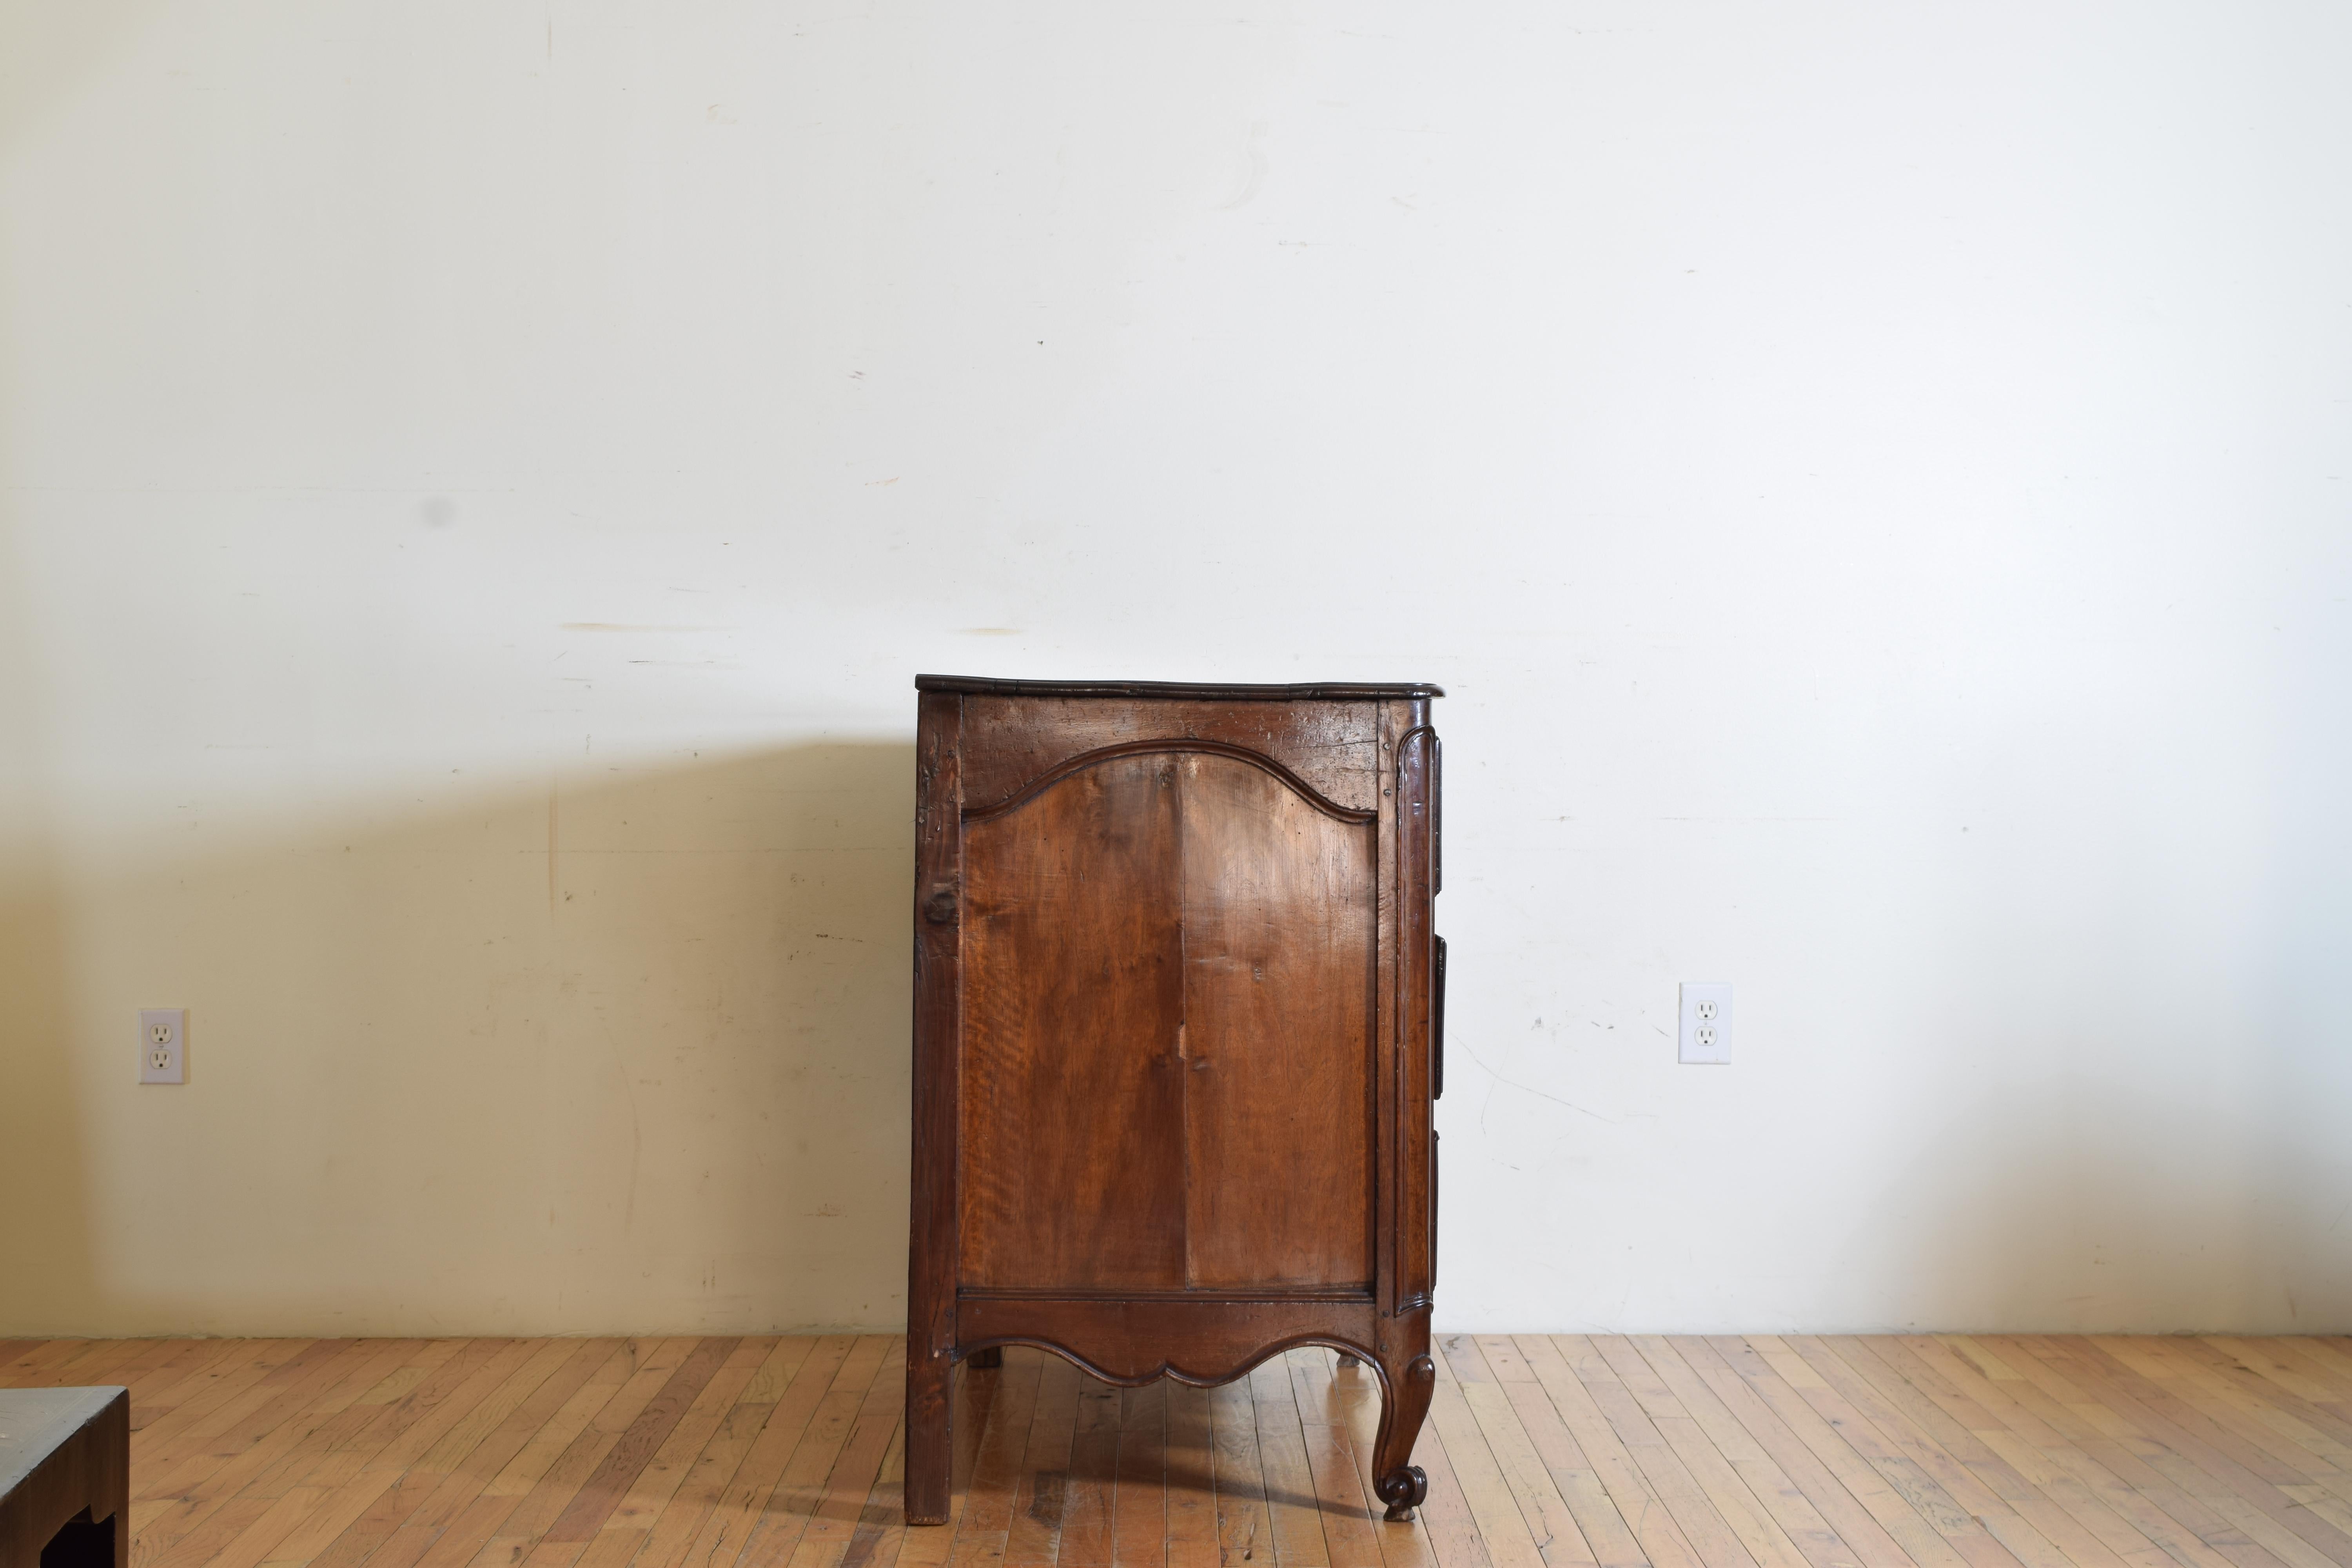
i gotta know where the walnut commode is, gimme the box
[905,677,1445,1524]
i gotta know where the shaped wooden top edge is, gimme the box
[914,674,1445,700]
[961,739,1379,825]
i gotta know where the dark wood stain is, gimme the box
[960,753,1189,1292]
[957,695,1384,816]
[1178,752,1374,1291]
[907,680,1441,1526]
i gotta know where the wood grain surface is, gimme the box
[910,685,1438,1524]
[960,751,1191,1292]
[1176,753,1375,1292]
[9,1336,2350,1568]
[955,697,1383,817]
[957,750,1377,1294]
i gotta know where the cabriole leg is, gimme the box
[905,1348,952,1525]
[1372,1349,1435,1521]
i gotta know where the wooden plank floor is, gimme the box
[5,1336,2351,1568]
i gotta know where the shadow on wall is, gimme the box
[0,741,918,1338]
[0,859,99,1326]
[0,500,106,1330]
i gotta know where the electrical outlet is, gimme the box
[1678,983,1731,1064]
[139,1008,186,1084]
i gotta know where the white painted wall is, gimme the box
[3,1,2347,1337]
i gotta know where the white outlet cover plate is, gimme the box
[140,1007,186,1083]
[1678,982,1732,1064]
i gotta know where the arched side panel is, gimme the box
[957,750,1377,1294]
[959,753,1188,1291]
[1178,753,1375,1289]
[958,695,1382,814]
[964,739,1375,825]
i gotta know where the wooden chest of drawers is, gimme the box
[906,676,1444,1524]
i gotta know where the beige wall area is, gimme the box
[3,740,916,1334]
[4,2,2349,1336]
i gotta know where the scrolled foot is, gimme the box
[1376,1464,1428,1521]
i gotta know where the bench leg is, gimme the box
[40,1509,118,1568]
